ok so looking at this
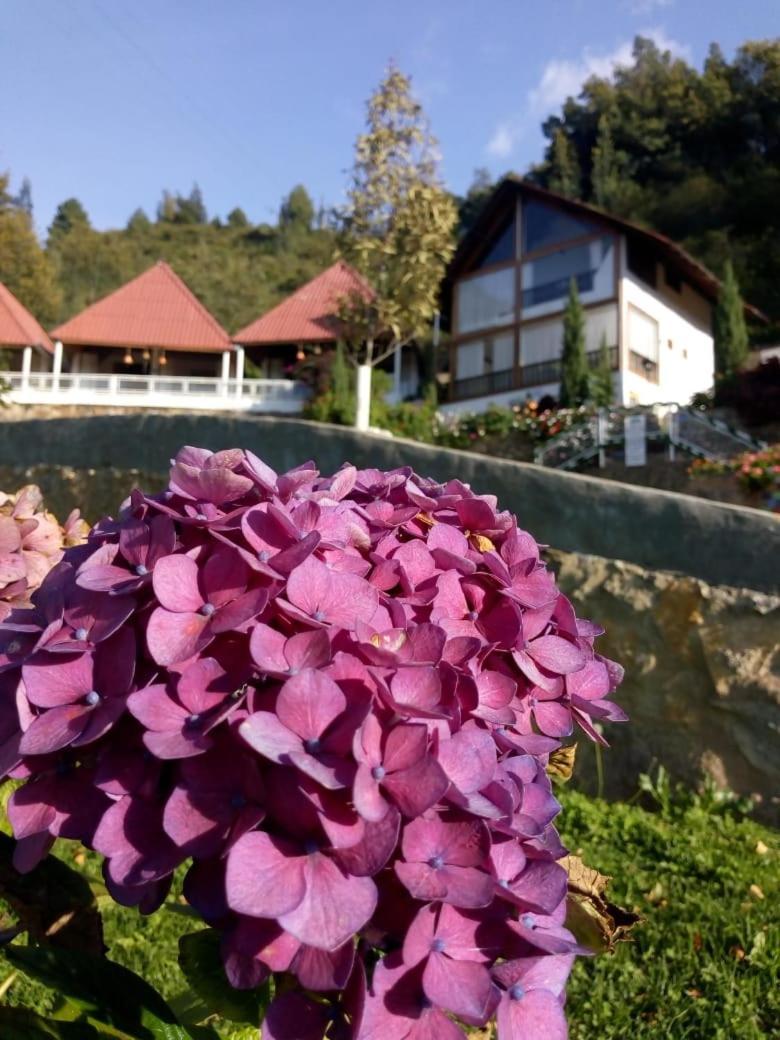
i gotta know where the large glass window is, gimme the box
[522,237,613,310]
[521,198,598,254]
[456,267,515,334]
[476,215,514,268]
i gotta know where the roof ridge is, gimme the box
[156,261,231,343]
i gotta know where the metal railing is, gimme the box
[1,371,310,413]
[534,403,766,470]
[452,345,618,401]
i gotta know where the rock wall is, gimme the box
[552,550,780,822]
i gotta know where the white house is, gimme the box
[441,177,763,413]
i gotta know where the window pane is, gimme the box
[476,215,515,268]
[522,237,613,310]
[492,332,515,371]
[628,306,659,361]
[521,320,563,365]
[457,268,515,333]
[521,198,598,254]
[457,340,485,379]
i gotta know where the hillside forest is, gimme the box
[0,36,778,338]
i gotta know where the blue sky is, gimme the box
[1,0,777,235]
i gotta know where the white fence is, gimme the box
[1,371,310,414]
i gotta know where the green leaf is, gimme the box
[178,928,267,1026]
[0,1006,101,1039]
[5,944,193,1040]
[0,832,104,952]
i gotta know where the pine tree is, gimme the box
[559,279,589,407]
[590,332,614,406]
[227,207,249,229]
[591,113,621,210]
[713,260,749,378]
[279,186,315,232]
[548,128,581,198]
[48,198,90,241]
[14,178,33,220]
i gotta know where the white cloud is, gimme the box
[487,123,516,159]
[485,28,691,159]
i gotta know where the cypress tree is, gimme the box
[713,260,749,377]
[548,128,581,199]
[590,332,614,406]
[591,113,621,210]
[559,279,589,407]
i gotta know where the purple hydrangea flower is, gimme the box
[0,445,627,1040]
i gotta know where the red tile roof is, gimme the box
[234,260,372,345]
[0,282,53,353]
[51,261,231,352]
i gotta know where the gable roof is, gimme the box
[51,261,231,352]
[446,176,765,322]
[0,282,53,352]
[234,260,372,346]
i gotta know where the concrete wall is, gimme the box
[0,413,777,594]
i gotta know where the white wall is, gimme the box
[621,270,713,406]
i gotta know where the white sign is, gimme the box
[624,414,647,467]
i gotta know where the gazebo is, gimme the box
[51,260,234,382]
[234,260,419,400]
[0,281,53,384]
[233,260,371,379]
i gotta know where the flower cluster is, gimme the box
[433,404,592,451]
[690,444,780,511]
[0,484,88,621]
[0,447,625,1039]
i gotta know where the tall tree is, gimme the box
[339,63,457,429]
[48,198,90,241]
[0,174,61,324]
[591,113,621,211]
[457,167,495,236]
[126,208,151,233]
[548,128,581,198]
[14,177,33,220]
[279,186,314,232]
[559,279,589,407]
[589,332,614,406]
[175,184,208,225]
[713,260,749,378]
[227,207,249,229]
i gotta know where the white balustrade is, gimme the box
[0,371,310,415]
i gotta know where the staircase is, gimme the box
[534,406,765,470]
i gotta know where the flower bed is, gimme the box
[689,444,780,513]
[0,447,626,1038]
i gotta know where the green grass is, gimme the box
[560,783,779,1039]
[2,779,778,1039]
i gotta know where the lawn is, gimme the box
[1,776,778,1039]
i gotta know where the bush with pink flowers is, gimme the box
[0,447,626,1039]
[0,484,88,621]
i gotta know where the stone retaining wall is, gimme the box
[0,413,777,593]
